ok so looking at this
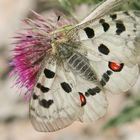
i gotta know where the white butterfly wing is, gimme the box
[29,58,82,132]
[68,11,140,66]
[76,11,140,66]
[91,60,139,94]
[29,56,109,131]
[75,76,108,122]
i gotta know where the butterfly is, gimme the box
[29,0,140,132]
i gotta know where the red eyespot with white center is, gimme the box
[79,92,86,107]
[108,61,124,72]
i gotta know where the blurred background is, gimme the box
[0,0,140,140]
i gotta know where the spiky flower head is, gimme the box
[11,10,76,100]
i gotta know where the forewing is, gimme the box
[70,11,140,66]
[29,59,82,132]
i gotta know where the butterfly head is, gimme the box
[49,25,75,56]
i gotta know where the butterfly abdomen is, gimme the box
[58,43,97,81]
[67,52,97,81]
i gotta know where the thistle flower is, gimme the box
[11,10,76,100]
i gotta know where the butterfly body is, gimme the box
[57,43,97,81]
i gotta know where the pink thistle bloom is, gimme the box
[11,10,76,100]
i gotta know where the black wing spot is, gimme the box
[106,70,112,76]
[36,83,49,93]
[86,88,96,96]
[39,99,54,108]
[85,86,101,97]
[44,68,55,78]
[100,79,106,86]
[98,44,110,55]
[85,92,90,97]
[93,87,101,93]
[99,19,110,32]
[116,20,126,35]
[32,93,38,100]
[100,70,112,87]
[84,27,95,38]
[61,82,72,93]
[102,22,110,32]
[110,14,117,20]
[102,73,110,82]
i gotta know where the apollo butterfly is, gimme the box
[12,0,140,132]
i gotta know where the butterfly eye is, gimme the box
[108,62,124,72]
